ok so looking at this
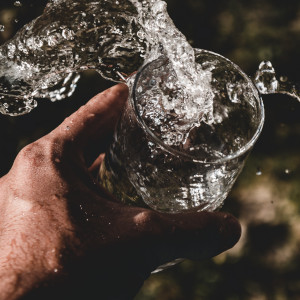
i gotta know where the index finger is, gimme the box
[51,83,128,149]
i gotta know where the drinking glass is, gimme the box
[99,49,265,213]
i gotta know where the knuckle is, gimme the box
[133,210,165,234]
[17,136,66,166]
[17,141,46,164]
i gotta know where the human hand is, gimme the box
[0,84,241,300]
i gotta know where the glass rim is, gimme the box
[130,48,265,164]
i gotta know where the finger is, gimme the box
[51,83,128,150]
[161,211,241,261]
[88,153,105,177]
[133,210,241,270]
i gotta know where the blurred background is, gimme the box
[0,0,300,299]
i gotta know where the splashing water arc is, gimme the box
[0,0,149,115]
[254,61,300,102]
[0,0,299,118]
[0,0,213,118]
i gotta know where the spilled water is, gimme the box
[0,0,215,146]
[0,0,299,148]
[254,61,300,102]
[0,0,149,115]
[0,0,209,117]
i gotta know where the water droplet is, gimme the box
[14,19,19,24]
[14,1,22,7]
[254,63,300,102]
[0,25,4,32]
[285,169,290,174]
[54,268,58,273]
[65,126,70,131]
[149,79,156,86]
[279,76,288,82]
[256,168,262,176]
[254,61,278,94]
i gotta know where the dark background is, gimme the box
[1,0,300,299]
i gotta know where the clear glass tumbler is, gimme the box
[99,49,265,213]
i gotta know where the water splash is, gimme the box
[0,0,149,115]
[0,0,218,137]
[14,1,23,7]
[129,0,215,144]
[254,61,300,102]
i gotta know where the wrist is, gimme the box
[0,242,51,300]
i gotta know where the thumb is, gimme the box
[51,84,128,150]
[147,211,241,270]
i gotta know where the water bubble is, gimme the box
[62,29,74,40]
[149,79,156,86]
[226,83,242,103]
